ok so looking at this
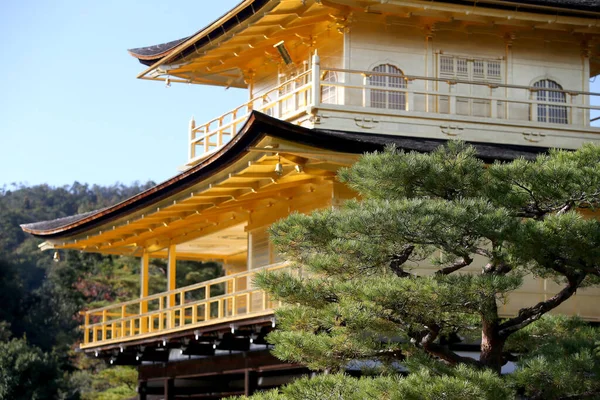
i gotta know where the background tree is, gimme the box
[0,182,224,399]
[251,142,600,399]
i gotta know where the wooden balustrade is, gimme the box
[187,65,600,164]
[188,69,314,162]
[80,263,288,349]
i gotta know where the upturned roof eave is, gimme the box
[130,0,273,77]
[20,111,273,238]
[129,0,600,78]
[21,111,553,240]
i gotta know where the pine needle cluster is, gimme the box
[250,142,600,399]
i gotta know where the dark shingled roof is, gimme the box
[502,0,600,11]
[128,0,272,66]
[21,208,108,233]
[128,37,189,60]
[21,111,550,239]
[128,0,599,67]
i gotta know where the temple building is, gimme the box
[21,0,600,398]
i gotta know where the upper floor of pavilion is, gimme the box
[128,0,600,168]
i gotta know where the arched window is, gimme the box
[533,79,567,124]
[321,71,337,105]
[369,64,406,110]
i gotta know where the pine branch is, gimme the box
[389,246,415,277]
[499,273,587,337]
[435,255,473,275]
[419,324,482,368]
[557,391,600,400]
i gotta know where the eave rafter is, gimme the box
[56,148,340,256]
[151,1,345,85]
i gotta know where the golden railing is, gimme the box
[80,263,288,349]
[188,69,314,162]
[187,56,600,164]
[320,67,600,122]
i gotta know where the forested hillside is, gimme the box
[0,182,223,399]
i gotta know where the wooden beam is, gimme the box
[164,378,174,400]
[140,251,150,334]
[167,244,177,309]
[244,369,258,396]
[140,251,149,300]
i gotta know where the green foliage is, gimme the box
[0,181,224,399]
[254,142,600,398]
[506,315,600,399]
[79,366,138,400]
[0,337,65,400]
[233,366,513,400]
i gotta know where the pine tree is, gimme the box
[251,142,600,399]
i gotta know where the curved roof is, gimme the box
[128,0,271,67]
[128,0,600,69]
[22,112,549,240]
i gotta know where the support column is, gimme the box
[424,26,434,113]
[138,381,147,400]
[164,378,175,400]
[140,251,150,300]
[140,251,149,333]
[504,33,515,120]
[244,369,258,396]
[581,41,591,126]
[310,50,321,109]
[167,244,177,329]
[188,117,196,161]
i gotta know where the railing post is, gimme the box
[311,51,321,108]
[140,251,149,334]
[192,304,198,324]
[167,244,177,329]
[205,286,210,321]
[188,117,196,161]
[362,74,368,108]
[449,83,456,115]
[121,305,126,337]
[230,110,237,144]
[406,88,414,112]
[102,310,107,341]
[530,90,538,122]
[232,278,237,317]
[569,93,578,125]
[491,99,498,119]
[158,297,164,331]
[180,290,186,327]
[84,312,90,345]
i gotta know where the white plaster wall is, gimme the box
[344,18,588,125]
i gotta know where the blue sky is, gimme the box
[0,0,246,187]
[0,1,598,187]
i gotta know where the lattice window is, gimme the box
[321,71,337,105]
[456,58,469,77]
[439,55,502,82]
[473,60,485,79]
[533,79,568,124]
[369,64,406,110]
[440,56,454,75]
[487,61,501,80]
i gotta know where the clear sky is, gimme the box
[0,1,599,187]
[0,0,247,187]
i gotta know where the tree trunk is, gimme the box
[480,319,505,374]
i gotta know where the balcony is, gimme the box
[186,56,600,167]
[81,263,287,349]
